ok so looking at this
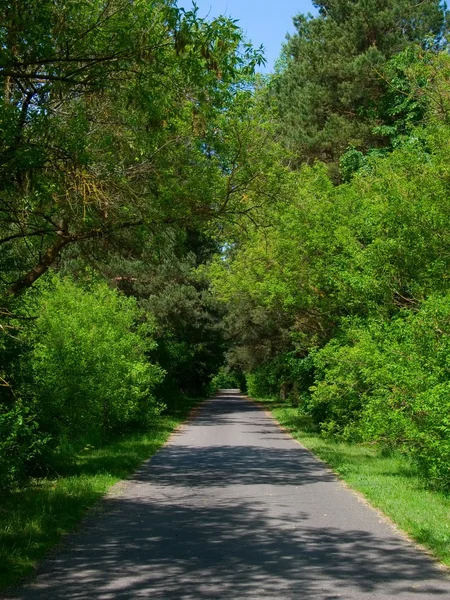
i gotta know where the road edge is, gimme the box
[245,393,450,575]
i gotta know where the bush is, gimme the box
[246,367,279,400]
[25,277,165,447]
[246,353,315,403]
[309,327,379,438]
[209,368,244,394]
[310,295,450,490]
[0,403,49,488]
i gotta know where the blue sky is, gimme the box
[177,0,316,72]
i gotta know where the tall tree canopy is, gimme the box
[272,0,447,167]
[210,48,450,490]
[0,0,263,297]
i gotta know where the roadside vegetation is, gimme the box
[0,0,265,589]
[0,0,266,490]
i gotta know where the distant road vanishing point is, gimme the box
[7,390,450,599]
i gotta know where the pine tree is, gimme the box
[273,0,447,167]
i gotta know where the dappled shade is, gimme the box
[10,394,450,599]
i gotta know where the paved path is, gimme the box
[7,390,450,599]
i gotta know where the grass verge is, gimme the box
[258,398,450,568]
[0,396,201,591]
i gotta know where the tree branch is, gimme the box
[5,234,70,296]
[0,229,56,246]
[4,220,144,296]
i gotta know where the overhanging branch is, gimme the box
[4,220,143,297]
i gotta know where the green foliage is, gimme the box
[272,0,447,165]
[0,0,265,297]
[244,353,315,403]
[25,277,164,445]
[0,0,277,494]
[339,147,368,181]
[213,100,450,491]
[209,367,244,394]
[148,270,225,397]
[0,276,166,490]
[105,228,227,397]
[373,46,429,144]
[0,403,49,488]
[246,369,278,400]
[311,295,450,490]
[213,122,450,334]
[2,0,450,535]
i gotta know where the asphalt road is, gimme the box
[7,390,450,599]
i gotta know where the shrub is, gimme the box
[0,403,49,488]
[25,277,165,446]
[246,353,315,403]
[209,368,244,394]
[310,295,450,490]
[246,366,279,399]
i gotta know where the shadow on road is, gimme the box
[137,444,336,488]
[11,495,449,599]
[7,391,450,600]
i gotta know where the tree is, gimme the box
[272,0,447,167]
[105,227,229,397]
[0,0,263,298]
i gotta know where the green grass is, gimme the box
[258,399,450,568]
[0,397,201,591]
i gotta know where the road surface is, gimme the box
[6,390,450,599]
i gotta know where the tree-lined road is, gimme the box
[8,391,450,599]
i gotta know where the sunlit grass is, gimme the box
[259,399,450,568]
[0,397,200,591]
